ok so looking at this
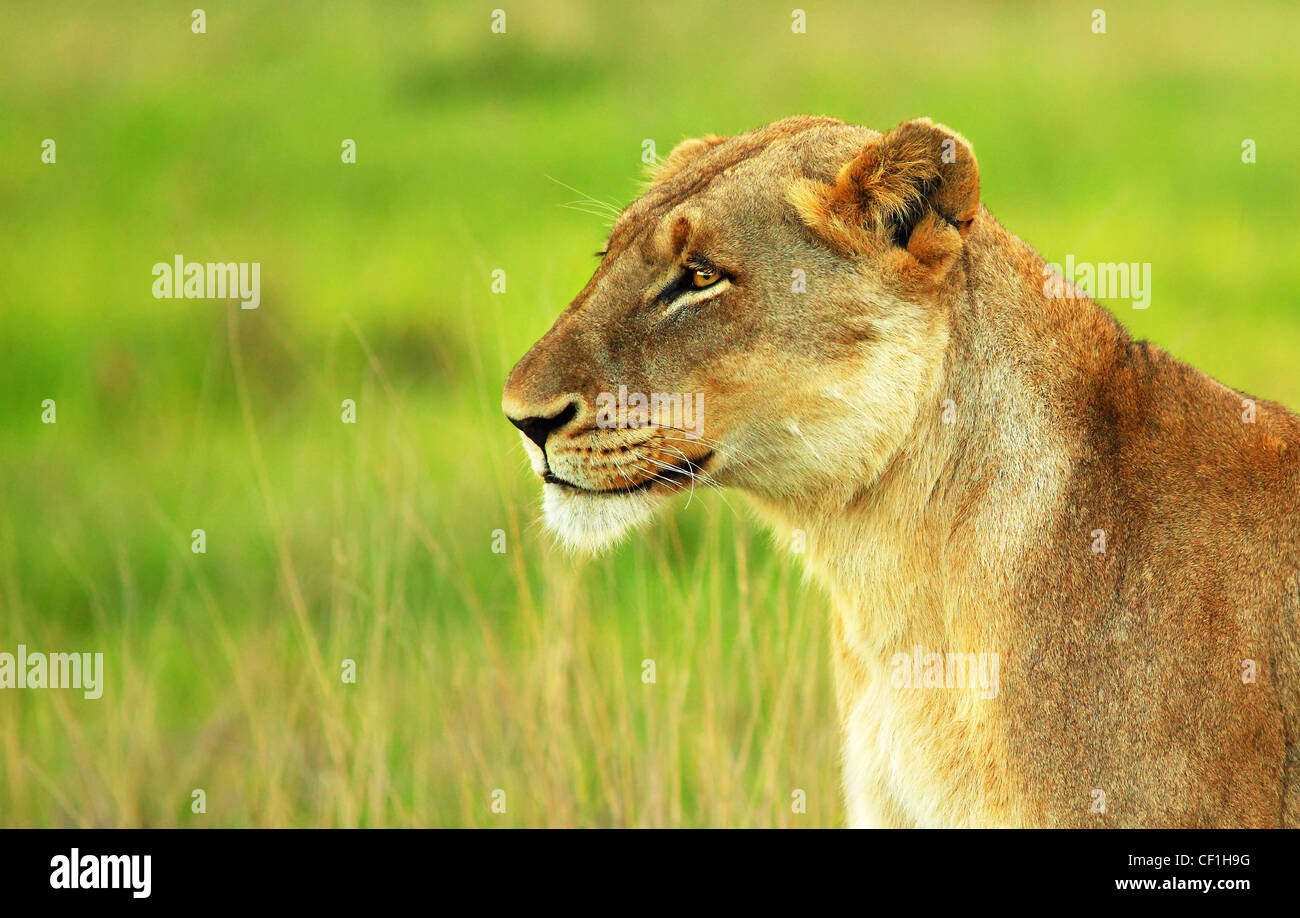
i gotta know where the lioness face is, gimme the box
[503,116,979,552]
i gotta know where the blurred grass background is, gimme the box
[0,0,1295,827]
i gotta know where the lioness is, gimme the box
[502,116,1300,827]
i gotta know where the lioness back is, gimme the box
[1006,328,1300,826]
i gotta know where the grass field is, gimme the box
[0,1,1296,827]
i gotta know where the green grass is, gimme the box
[0,0,1296,826]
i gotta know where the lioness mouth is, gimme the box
[545,451,712,495]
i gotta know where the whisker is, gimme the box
[637,452,698,508]
[653,433,736,461]
[559,204,618,226]
[546,175,624,217]
[646,427,760,472]
[826,387,874,424]
[651,431,762,480]
[658,444,742,515]
[786,421,827,464]
[636,446,740,517]
[560,201,620,218]
[612,460,642,492]
[625,457,694,496]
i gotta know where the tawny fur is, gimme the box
[503,116,1300,827]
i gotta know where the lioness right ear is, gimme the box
[650,134,727,184]
[791,118,979,263]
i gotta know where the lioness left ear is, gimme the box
[792,118,979,263]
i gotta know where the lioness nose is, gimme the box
[507,401,578,451]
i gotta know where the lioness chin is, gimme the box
[502,115,1300,828]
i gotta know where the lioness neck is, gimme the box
[763,208,1126,620]
[750,209,1131,826]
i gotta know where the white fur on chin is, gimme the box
[541,482,659,555]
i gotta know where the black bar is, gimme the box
[0,828,1286,905]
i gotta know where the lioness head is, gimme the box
[502,116,981,553]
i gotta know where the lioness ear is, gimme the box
[791,118,979,263]
[650,134,727,184]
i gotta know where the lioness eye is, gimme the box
[692,268,721,288]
